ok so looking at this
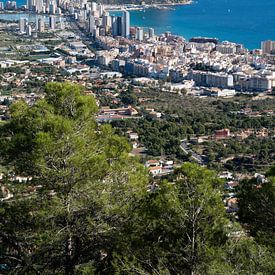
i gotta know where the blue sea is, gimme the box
[128,0,275,49]
[3,0,275,49]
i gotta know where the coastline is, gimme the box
[105,1,193,12]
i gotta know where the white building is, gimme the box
[35,0,43,13]
[217,89,236,97]
[261,40,275,55]
[89,15,95,34]
[148,27,155,39]
[19,18,28,33]
[136,27,144,41]
[187,70,234,89]
[149,166,162,176]
[49,2,56,14]
[238,75,272,92]
[26,25,32,36]
[216,42,237,54]
[122,10,130,38]
[37,17,45,32]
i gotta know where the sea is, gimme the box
[1,0,275,49]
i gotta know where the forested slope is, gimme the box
[0,83,274,274]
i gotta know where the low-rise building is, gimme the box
[215,129,231,140]
[187,70,234,89]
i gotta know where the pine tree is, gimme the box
[0,82,148,274]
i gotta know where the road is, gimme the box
[180,140,205,164]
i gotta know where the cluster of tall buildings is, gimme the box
[19,14,64,35]
[70,2,130,39]
[68,2,155,41]
[0,1,17,10]
[110,10,130,38]
[0,0,61,12]
[27,0,61,14]
[19,18,29,34]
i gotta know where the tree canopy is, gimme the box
[0,82,148,274]
[0,82,274,274]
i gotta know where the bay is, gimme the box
[3,0,275,49]
[129,0,275,49]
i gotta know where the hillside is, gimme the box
[0,82,274,274]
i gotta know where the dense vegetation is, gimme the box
[0,83,274,274]
[108,88,275,172]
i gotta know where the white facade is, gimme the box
[122,10,130,38]
[261,40,275,54]
[136,27,144,41]
[19,18,28,33]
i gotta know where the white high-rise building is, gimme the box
[261,40,275,55]
[136,27,143,41]
[35,15,38,30]
[97,3,103,17]
[89,15,95,34]
[19,17,28,33]
[0,2,4,10]
[49,2,56,14]
[148,27,155,39]
[35,0,43,13]
[80,0,87,8]
[91,2,97,12]
[5,0,16,9]
[122,10,130,38]
[94,28,99,38]
[102,12,111,30]
[27,0,34,11]
[59,17,65,29]
[26,25,32,36]
[83,9,87,21]
[69,6,74,15]
[38,17,45,32]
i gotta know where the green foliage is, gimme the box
[112,163,275,274]
[113,163,229,274]
[0,82,148,274]
[119,89,138,106]
[44,82,98,119]
[205,238,275,274]
[111,91,275,168]
[112,119,184,157]
[1,82,274,274]
[238,168,275,243]
[0,67,25,75]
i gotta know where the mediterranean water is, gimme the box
[129,0,275,49]
[2,0,275,49]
